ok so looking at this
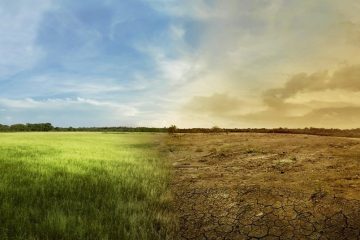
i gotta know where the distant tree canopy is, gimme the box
[0,123,168,132]
[0,124,9,131]
[167,125,177,134]
[2,123,360,138]
[0,123,54,132]
[211,126,222,133]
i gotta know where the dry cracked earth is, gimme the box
[164,133,360,240]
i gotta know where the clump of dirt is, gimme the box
[165,133,360,239]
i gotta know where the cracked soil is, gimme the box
[164,133,360,240]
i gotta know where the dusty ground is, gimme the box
[164,133,360,240]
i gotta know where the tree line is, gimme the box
[2,123,360,138]
[0,123,168,132]
[174,127,360,138]
[0,123,54,132]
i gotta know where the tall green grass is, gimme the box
[0,132,174,240]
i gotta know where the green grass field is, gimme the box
[0,132,174,240]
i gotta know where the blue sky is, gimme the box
[0,0,202,127]
[1,1,360,128]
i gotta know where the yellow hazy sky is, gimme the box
[170,0,360,128]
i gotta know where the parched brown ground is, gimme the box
[164,133,360,240]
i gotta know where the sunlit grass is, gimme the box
[0,132,174,240]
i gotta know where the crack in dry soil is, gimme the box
[166,133,360,240]
[174,186,360,240]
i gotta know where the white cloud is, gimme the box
[0,0,53,78]
[0,97,139,126]
[146,0,213,20]
[3,73,152,99]
[0,97,137,115]
[135,43,204,87]
[169,24,185,40]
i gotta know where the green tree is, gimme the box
[211,126,222,133]
[167,125,177,134]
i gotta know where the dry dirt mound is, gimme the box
[165,133,360,240]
